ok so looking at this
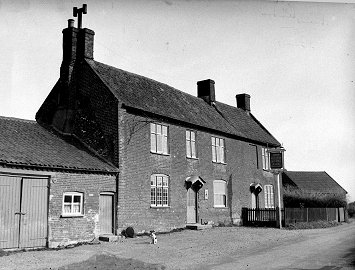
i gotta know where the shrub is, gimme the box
[348,201,355,217]
[283,185,347,208]
[286,220,340,230]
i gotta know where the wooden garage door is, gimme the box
[0,176,21,248]
[0,175,48,249]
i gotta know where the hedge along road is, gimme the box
[206,221,355,270]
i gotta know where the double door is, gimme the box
[0,175,48,249]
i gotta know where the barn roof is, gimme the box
[86,59,280,147]
[0,116,118,173]
[282,171,347,195]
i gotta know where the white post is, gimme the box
[276,172,282,229]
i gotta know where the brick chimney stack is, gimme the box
[236,94,251,112]
[197,79,216,105]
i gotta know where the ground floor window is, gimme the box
[62,192,84,216]
[264,185,274,208]
[213,180,227,207]
[151,174,169,207]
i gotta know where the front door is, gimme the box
[0,175,48,249]
[186,188,197,224]
[99,193,114,234]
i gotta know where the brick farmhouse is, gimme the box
[0,18,282,249]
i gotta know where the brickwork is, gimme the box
[48,172,116,248]
[116,112,278,233]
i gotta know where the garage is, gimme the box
[0,174,48,249]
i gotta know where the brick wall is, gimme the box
[117,111,277,233]
[48,172,116,248]
[36,61,119,165]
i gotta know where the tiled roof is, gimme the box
[282,171,347,194]
[0,116,118,173]
[86,59,280,146]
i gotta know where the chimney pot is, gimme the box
[68,19,74,28]
[197,79,215,105]
[236,94,251,112]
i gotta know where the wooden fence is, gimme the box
[241,208,284,227]
[284,207,345,225]
[242,207,346,227]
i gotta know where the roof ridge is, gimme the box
[0,115,36,123]
[286,171,326,173]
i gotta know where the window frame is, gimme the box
[211,136,225,164]
[150,123,169,155]
[264,185,275,209]
[261,147,270,170]
[62,192,84,217]
[213,180,227,208]
[150,174,169,207]
[186,130,197,159]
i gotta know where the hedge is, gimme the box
[283,185,347,208]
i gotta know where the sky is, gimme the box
[0,0,354,201]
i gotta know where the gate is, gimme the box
[0,175,48,249]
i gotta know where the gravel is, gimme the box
[0,226,305,270]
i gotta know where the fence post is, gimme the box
[307,208,308,222]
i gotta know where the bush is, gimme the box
[348,201,355,217]
[286,220,340,230]
[283,186,347,208]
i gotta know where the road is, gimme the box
[208,222,355,270]
[0,221,354,269]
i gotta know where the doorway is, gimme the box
[186,188,197,224]
[99,193,114,234]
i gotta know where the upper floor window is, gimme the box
[212,137,225,163]
[262,147,269,170]
[150,123,169,155]
[250,144,259,169]
[150,174,169,207]
[264,185,274,209]
[214,180,227,207]
[186,130,197,158]
[62,192,84,217]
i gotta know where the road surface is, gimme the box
[207,222,355,270]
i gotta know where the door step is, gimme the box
[186,223,213,230]
[98,234,119,242]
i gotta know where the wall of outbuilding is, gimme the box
[48,171,116,248]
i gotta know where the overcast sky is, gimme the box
[0,0,354,201]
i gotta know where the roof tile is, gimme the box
[86,59,280,146]
[0,116,118,173]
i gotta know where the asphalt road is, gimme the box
[208,222,355,270]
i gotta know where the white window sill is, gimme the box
[212,161,227,165]
[150,206,170,209]
[213,206,228,209]
[61,214,84,218]
[186,156,199,160]
[150,151,170,156]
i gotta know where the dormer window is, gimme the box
[150,123,169,155]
